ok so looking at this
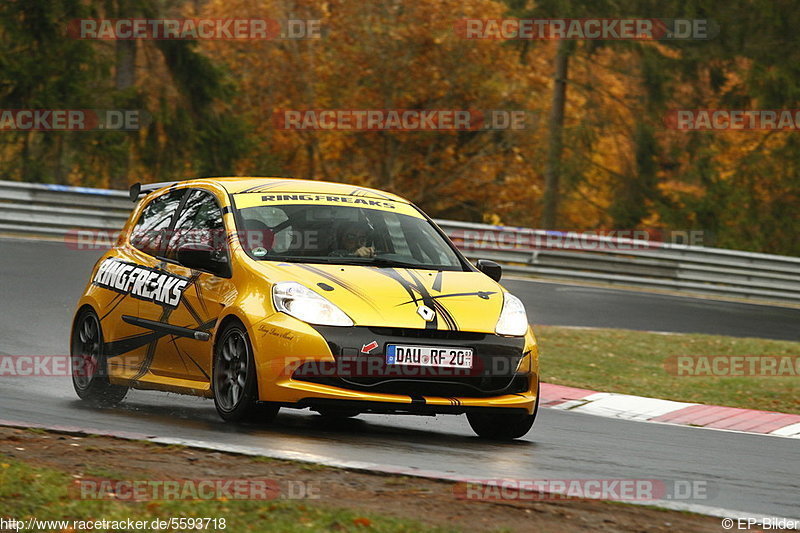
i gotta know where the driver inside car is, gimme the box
[329,220,375,258]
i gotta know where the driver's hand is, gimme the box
[354,246,375,258]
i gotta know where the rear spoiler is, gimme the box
[128,181,179,202]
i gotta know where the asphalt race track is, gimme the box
[503,279,800,341]
[1,238,799,520]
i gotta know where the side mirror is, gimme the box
[177,243,229,277]
[476,259,502,282]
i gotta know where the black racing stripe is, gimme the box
[295,264,354,290]
[395,291,497,306]
[351,187,394,200]
[100,292,127,321]
[437,301,459,330]
[132,307,171,380]
[167,330,212,380]
[294,264,381,313]
[122,315,214,340]
[124,315,217,381]
[129,269,201,380]
[429,298,458,330]
[168,336,192,375]
[188,271,202,286]
[376,267,419,307]
[104,331,166,358]
[432,270,443,292]
[175,271,207,328]
[389,268,438,329]
[193,281,209,317]
[374,268,438,327]
[405,269,454,330]
[404,270,460,331]
[239,180,295,194]
[182,292,207,330]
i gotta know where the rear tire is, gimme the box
[213,321,278,423]
[71,309,128,406]
[467,381,539,440]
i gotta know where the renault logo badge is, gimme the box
[417,305,436,321]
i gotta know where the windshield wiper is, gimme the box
[332,257,434,269]
[258,255,453,270]
[257,256,341,265]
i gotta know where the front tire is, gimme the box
[213,321,278,423]
[71,309,128,406]
[467,382,539,440]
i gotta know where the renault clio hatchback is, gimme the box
[71,178,540,439]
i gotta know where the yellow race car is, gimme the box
[71,177,539,439]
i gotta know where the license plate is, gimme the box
[386,344,473,369]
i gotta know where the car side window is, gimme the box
[240,206,287,253]
[130,189,185,256]
[165,189,227,261]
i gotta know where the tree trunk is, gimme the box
[110,2,137,190]
[541,40,570,229]
[115,40,137,90]
[306,138,316,179]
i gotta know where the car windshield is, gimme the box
[232,193,465,270]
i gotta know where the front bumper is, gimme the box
[282,396,534,417]
[251,316,538,414]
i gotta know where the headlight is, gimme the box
[495,292,528,336]
[272,281,354,327]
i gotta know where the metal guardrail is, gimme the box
[436,220,800,304]
[0,180,130,237]
[1,180,798,304]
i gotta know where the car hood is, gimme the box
[252,262,505,333]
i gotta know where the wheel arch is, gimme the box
[212,312,249,355]
[211,310,263,392]
[71,302,99,339]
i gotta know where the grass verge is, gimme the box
[536,326,799,414]
[0,459,457,533]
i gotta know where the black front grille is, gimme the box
[303,326,529,398]
[343,374,529,397]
